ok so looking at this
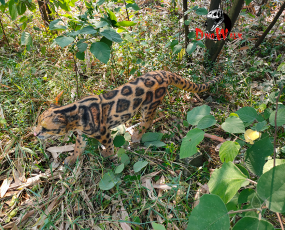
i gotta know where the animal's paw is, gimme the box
[64,155,79,166]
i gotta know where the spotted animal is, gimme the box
[34,71,222,165]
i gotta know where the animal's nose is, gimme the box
[34,132,38,136]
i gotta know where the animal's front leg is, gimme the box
[64,135,87,165]
[92,129,114,157]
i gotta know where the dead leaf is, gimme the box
[238,46,250,51]
[1,177,13,198]
[193,183,210,208]
[47,144,75,161]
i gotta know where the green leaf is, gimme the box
[257,164,285,212]
[97,0,105,6]
[117,21,137,27]
[277,62,285,72]
[49,19,67,31]
[144,141,166,147]
[113,135,125,147]
[172,44,182,55]
[236,107,257,126]
[170,40,178,50]
[99,171,120,190]
[195,7,208,15]
[188,31,195,39]
[187,194,230,230]
[9,0,18,21]
[219,141,241,163]
[77,42,88,52]
[94,21,109,28]
[196,115,216,129]
[126,3,140,10]
[58,0,70,11]
[120,153,130,165]
[186,42,196,54]
[100,29,122,43]
[269,108,285,127]
[208,162,249,203]
[245,137,273,176]
[180,128,205,159]
[90,42,110,64]
[263,159,285,174]
[152,222,166,230]
[17,1,26,15]
[106,8,117,22]
[252,120,268,132]
[142,132,163,142]
[0,0,5,5]
[196,40,205,48]
[78,25,97,34]
[232,217,274,230]
[100,36,112,48]
[133,161,148,172]
[25,1,36,11]
[55,36,74,48]
[115,163,124,174]
[221,117,245,134]
[76,51,85,60]
[187,105,210,125]
[245,0,253,5]
[21,32,32,46]
[238,189,262,209]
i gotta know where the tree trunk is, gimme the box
[37,0,53,26]
[255,1,285,48]
[183,0,191,62]
[205,0,244,64]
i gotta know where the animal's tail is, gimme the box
[163,71,222,93]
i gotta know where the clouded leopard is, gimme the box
[34,71,222,165]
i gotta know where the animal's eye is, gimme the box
[42,127,47,132]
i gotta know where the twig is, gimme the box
[0,15,9,46]
[246,178,257,185]
[228,207,265,214]
[73,53,80,100]
[123,0,132,31]
[204,133,226,143]
[277,213,284,230]
[273,87,284,167]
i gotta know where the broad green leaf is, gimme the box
[106,8,117,22]
[152,222,166,230]
[277,62,285,72]
[186,42,196,55]
[245,0,253,5]
[115,163,124,174]
[94,21,109,28]
[90,42,110,64]
[263,159,285,174]
[76,51,84,60]
[133,161,148,172]
[196,115,216,129]
[208,162,249,203]
[245,137,273,176]
[187,105,210,125]
[221,116,245,134]
[170,40,178,49]
[195,7,208,15]
[21,32,32,46]
[113,135,125,147]
[236,107,257,126]
[0,0,5,5]
[49,19,67,31]
[126,3,140,10]
[238,189,262,209]
[25,1,36,11]
[117,21,136,27]
[236,164,249,178]
[188,31,195,39]
[78,26,97,34]
[100,29,122,43]
[58,0,70,11]
[269,108,285,127]
[252,120,268,132]
[172,44,182,55]
[257,164,285,213]
[219,141,240,163]
[77,42,88,52]
[117,148,125,157]
[120,153,130,165]
[226,193,239,216]
[196,40,205,48]
[99,172,120,190]
[97,0,105,6]
[17,1,26,15]
[55,36,74,48]
[9,0,18,21]
[187,194,230,230]
[142,132,163,142]
[232,217,274,230]
[180,128,205,159]
[100,36,112,48]
[144,141,166,147]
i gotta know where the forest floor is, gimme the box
[0,0,285,229]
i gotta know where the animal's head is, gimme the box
[34,104,67,139]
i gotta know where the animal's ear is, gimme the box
[53,114,67,124]
[50,103,60,108]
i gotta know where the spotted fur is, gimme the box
[34,71,222,165]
